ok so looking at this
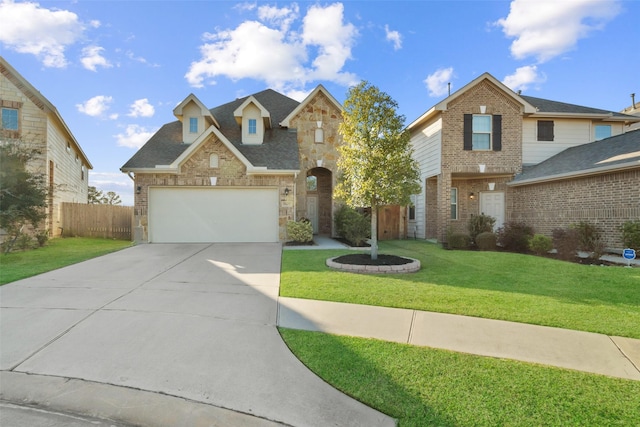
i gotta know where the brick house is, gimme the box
[408,73,640,249]
[121,85,345,243]
[0,56,92,238]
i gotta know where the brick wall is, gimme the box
[508,169,640,249]
[435,80,522,240]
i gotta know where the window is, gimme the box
[248,118,257,134]
[463,114,501,151]
[409,195,416,220]
[1,108,18,130]
[66,142,71,153]
[450,188,458,220]
[81,165,85,181]
[595,125,611,140]
[209,153,219,168]
[315,128,324,143]
[472,115,491,150]
[189,117,198,133]
[306,175,317,191]
[537,120,554,141]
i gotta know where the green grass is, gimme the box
[0,237,132,285]
[280,240,640,338]
[280,328,640,427]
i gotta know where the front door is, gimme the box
[307,196,319,234]
[480,192,505,230]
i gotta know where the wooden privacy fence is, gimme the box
[61,203,133,240]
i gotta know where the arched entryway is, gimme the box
[306,167,332,235]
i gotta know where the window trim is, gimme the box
[450,188,458,220]
[463,114,501,151]
[472,115,492,150]
[189,117,198,134]
[306,175,318,192]
[537,120,554,141]
[209,153,219,168]
[248,118,257,135]
[595,124,611,141]
[1,107,19,131]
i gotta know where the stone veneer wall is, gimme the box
[508,169,640,249]
[289,90,343,235]
[133,135,294,241]
[435,80,523,241]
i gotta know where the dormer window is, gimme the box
[248,119,257,135]
[189,117,198,133]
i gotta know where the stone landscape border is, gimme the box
[326,256,421,274]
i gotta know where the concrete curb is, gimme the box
[0,371,287,427]
[326,256,421,274]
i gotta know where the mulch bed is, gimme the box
[333,253,413,266]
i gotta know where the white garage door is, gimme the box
[148,187,279,243]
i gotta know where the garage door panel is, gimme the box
[149,188,278,243]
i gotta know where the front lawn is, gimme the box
[280,240,640,339]
[0,237,132,285]
[280,329,640,427]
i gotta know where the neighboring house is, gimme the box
[121,85,345,243]
[408,72,640,249]
[0,56,92,238]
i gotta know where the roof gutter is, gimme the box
[508,161,640,187]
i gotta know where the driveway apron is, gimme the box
[0,243,393,427]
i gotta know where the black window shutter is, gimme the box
[492,115,502,151]
[537,120,554,141]
[463,114,472,150]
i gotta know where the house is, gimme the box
[408,72,640,249]
[0,56,93,238]
[121,85,345,243]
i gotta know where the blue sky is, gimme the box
[1,0,638,206]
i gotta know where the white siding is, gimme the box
[523,118,625,165]
[182,102,205,144]
[410,117,442,239]
[242,103,263,145]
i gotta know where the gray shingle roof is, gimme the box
[521,95,633,119]
[121,89,300,171]
[512,129,640,184]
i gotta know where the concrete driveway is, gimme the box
[0,243,394,427]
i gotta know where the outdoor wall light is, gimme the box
[136,186,141,194]
[469,192,475,200]
[284,187,290,196]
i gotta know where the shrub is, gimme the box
[529,234,553,256]
[570,221,606,260]
[35,229,49,247]
[334,205,370,246]
[448,233,471,250]
[552,228,580,261]
[496,222,534,253]
[287,219,313,243]
[468,214,496,245]
[620,220,640,250]
[475,232,497,251]
[16,233,34,250]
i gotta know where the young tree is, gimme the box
[104,191,122,205]
[335,81,421,259]
[0,142,47,247]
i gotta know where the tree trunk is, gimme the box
[370,204,378,260]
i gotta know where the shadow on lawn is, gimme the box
[279,328,457,427]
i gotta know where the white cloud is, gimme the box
[115,124,156,149]
[81,45,112,71]
[76,95,114,117]
[258,3,299,31]
[496,0,621,63]
[128,99,155,118]
[502,65,546,92]
[186,3,358,92]
[385,25,402,50]
[0,0,85,67]
[424,67,454,97]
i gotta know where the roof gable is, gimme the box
[173,93,220,128]
[233,95,271,128]
[0,56,93,169]
[408,72,537,131]
[279,84,343,127]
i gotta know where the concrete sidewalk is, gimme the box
[278,297,640,381]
